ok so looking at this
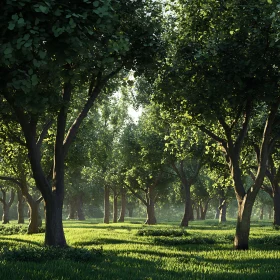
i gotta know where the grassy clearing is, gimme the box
[1,218,280,279]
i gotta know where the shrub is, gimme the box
[0,225,26,235]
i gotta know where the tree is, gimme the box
[0,0,164,246]
[0,185,15,224]
[155,0,280,249]
[120,109,173,225]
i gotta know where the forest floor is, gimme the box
[0,218,280,279]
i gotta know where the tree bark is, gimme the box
[215,207,219,219]
[259,205,264,220]
[234,195,254,250]
[145,203,157,225]
[1,189,15,224]
[180,182,191,226]
[200,200,209,220]
[145,186,157,225]
[269,207,272,220]
[17,189,25,224]
[113,190,118,223]
[118,188,126,222]
[67,198,76,220]
[27,199,41,234]
[273,190,280,226]
[219,198,227,223]
[77,194,85,221]
[103,185,110,224]
[44,194,66,246]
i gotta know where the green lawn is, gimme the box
[1,218,280,280]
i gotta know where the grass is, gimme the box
[1,218,280,279]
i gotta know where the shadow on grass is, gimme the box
[0,246,280,279]
[73,238,147,247]
[0,236,42,247]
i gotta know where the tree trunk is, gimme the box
[259,205,264,220]
[67,198,76,219]
[113,190,118,223]
[145,203,157,225]
[200,201,209,220]
[219,199,227,223]
[2,203,9,224]
[273,187,280,226]
[17,189,25,224]
[269,207,272,220]
[103,185,110,224]
[118,188,126,222]
[27,200,41,234]
[189,201,194,221]
[145,187,157,225]
[1,189,15,224]
[44,194,66,246]
[77,195,85,221]
[195,205,200,220]
[127,204,133,217]
[215,207,219,219]
[180,182,191,227]
[234,195,254,250]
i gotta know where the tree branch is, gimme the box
[198,125,227,148]
[234,99,252,154]
[36,119,54,150]
[63,66,123,157]
[125,183,147,206]
[0,176,21,186]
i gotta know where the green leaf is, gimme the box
[24,41,32,48]
[93,1,99,7]
[39,5,49,14]
[17,18,25,26]
[11,14,19,21]
[69,18,76,28]
[23,34,30,41]
[31,74,38,86]
[8,22,16,30]
[4,47,13,55]
[267,0,272,3]
[38,50,46,59]
[54,9,62,16]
